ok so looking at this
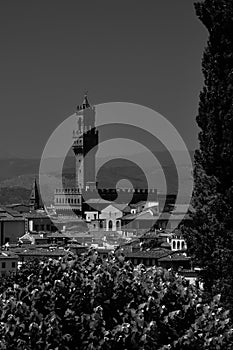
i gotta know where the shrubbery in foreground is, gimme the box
[0,251,232,349]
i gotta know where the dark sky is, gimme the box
[0,0,208,158]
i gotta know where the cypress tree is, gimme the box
[184,0,233,310]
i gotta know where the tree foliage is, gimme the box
[183,0,233,311]
[0,253,232,349]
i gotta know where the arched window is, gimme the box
[173,241,176,250]
[116,220,121,230]
[181,241,185,249]
[177,241,180,250]
[108,220,113,231]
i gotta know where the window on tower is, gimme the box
[78,118,82,131]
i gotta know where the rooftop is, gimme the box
[0,206,25,221]
[169,204,195,214]
[24,211,50,219]
[158,252,190,262]
[16,248,69,257]
[0,251,19,259]
[123,211,192,221]
[124,248,172,259]
[47,232,71,239]
[84,198,112,204]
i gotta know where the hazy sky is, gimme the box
[0,0,208,158]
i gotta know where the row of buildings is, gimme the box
[0,95,196,282]
[0,225,193,279]
[0,194,192,248]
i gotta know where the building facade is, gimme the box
[0,251,18,276]
[54,188,82,215]
[0,207,26,245]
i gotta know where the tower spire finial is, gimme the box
[77,91,91,111]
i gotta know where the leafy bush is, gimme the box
[0,251,232,349]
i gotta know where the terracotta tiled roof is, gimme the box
[24,211,50,219]
[47,232,70,239]
[170,204,195,214]
[0,206,25,221]
[124,248,172,259]
[17,249,68,257]
[158,253,190,262]
[84,198,111,204]
[123,211,157,220]
[0,251,19,259]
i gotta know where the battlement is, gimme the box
[55,187,157,195]
[82,188,157,194]
[76,105,95,114]
[54,187,176,206]
[55,188,81,195]
[82,187,158,205]
[73,128,98,139]
[85,128,98,135]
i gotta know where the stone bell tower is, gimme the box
[72,93,98,190]
[29,178,42,210]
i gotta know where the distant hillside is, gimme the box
[0,168,193,205]
[0,174,37,190]
[0,152,194,205]
[0,173,75,205]
[0,159,39,182]
[0,156,75,182]
[0,150,16,159]
[0,187,31,205]
[0,151,194,181]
